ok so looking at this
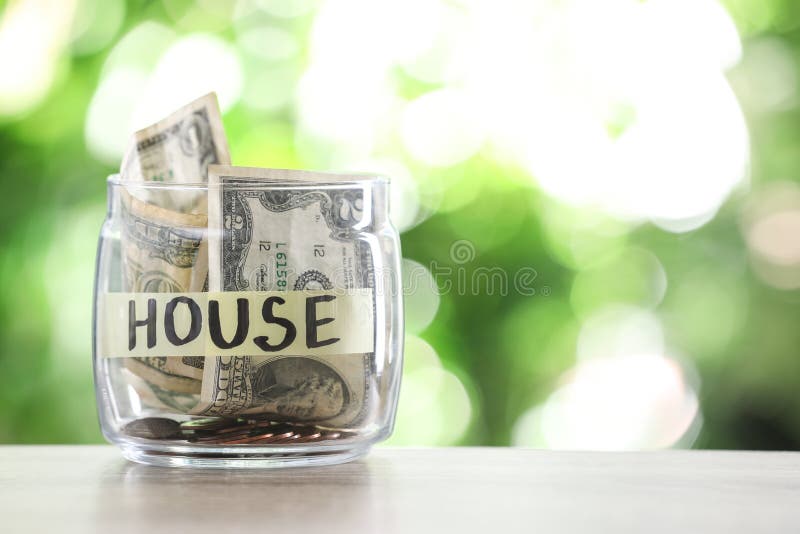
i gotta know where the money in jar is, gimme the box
[93,95,404,468]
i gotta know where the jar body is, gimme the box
[93,175,403,467]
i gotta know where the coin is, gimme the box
[123,417,182,440]
[262,423,295,434]
[215,424,255,435]
[272,434,301,444]
[190,427,254,441]
[192,433,252,443]
[222,433,277,445]
[256,421,286,428]
[249,431,295,444]
[214,426,278,444]
[180,417,240,431]
[180,419,352,445]
[292,432,322,443]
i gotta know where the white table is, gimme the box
[0,446,798,533]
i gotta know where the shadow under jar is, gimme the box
[93,173,403,468]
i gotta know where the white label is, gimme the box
[98,289,374,358]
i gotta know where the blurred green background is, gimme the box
[0,0,798,450]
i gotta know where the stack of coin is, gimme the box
[122,416,349,445]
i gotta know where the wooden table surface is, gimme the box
[0,446,798,533]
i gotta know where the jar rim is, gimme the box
[107,171,390,190]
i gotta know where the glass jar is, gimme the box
[93,173,403,467]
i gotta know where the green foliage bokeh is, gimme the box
[0,0,798,450]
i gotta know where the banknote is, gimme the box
[121,367,202,414]
[120,92,230,213]
[119,189,207,395]
[194,165,377,427]
[118,94,229,402]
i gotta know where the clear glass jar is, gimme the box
[93,174,403,467]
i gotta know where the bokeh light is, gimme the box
[513,303,702,450]
[742,181,800,289]
[286,0,750,232]
[401,259,440,334]
[539,203,630,270]
[240,63,298,113]
[0,0,77,117]
[43,205,104,366]
[729,37,797,114]
[513,353,701,450]
[236,26,298,62]
[570,248,667,318]
[251,0,319,19]
[85,67,150,164]
[84,22,176,163]
[401,89,485,168]
[662,266,747,357]
[385,336,472,445]
[398,1,469,85]
[163,0,236,32]
[69,0,125,56]
[101,21,177,77]
[516,0,748,231]
[577,306,665,363]
[85,26,242,163]
[135,34,242,125]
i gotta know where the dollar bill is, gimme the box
[119,189,207,394]
[118,93,230,403]
[121,367,202,414]
[194,165,377,427]
[120,92,230,213]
